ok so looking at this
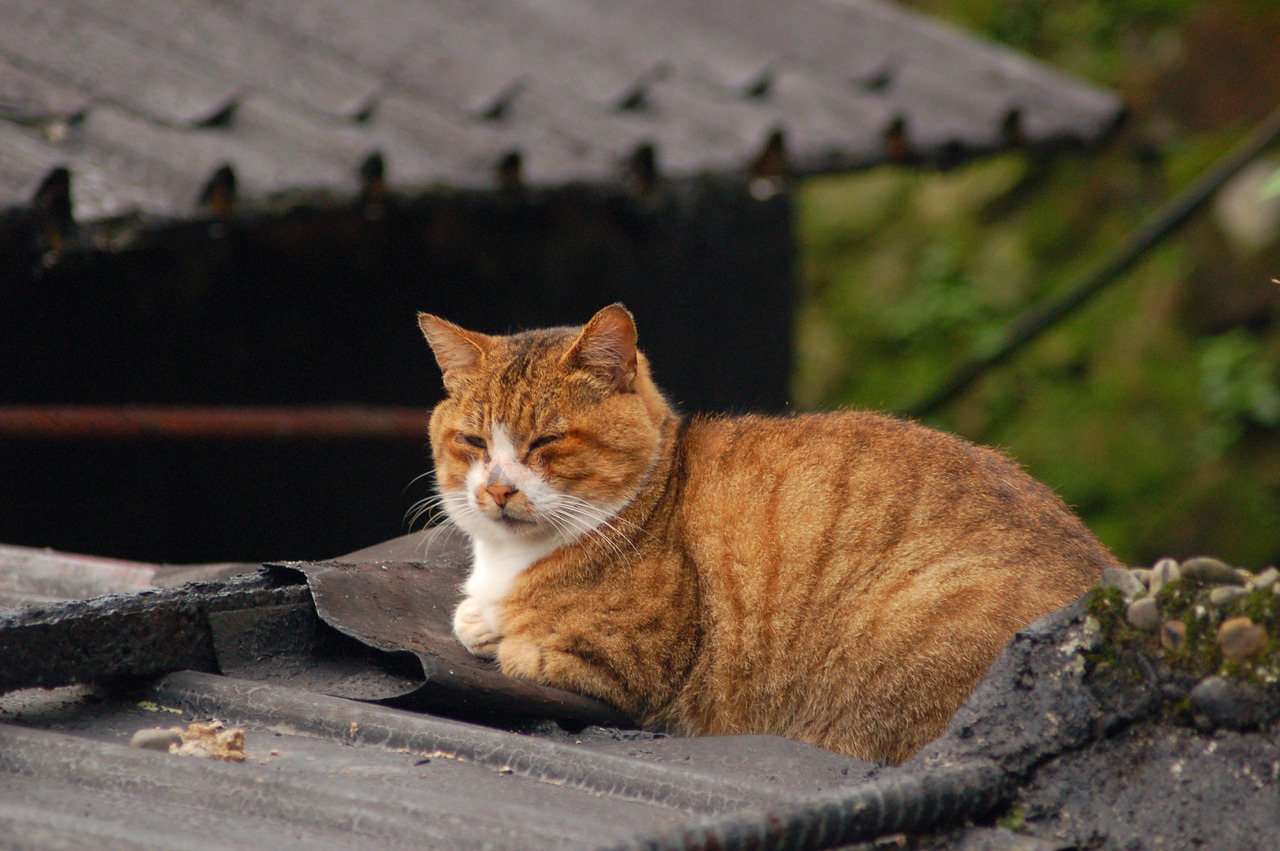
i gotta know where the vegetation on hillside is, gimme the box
[794,0,1280,566]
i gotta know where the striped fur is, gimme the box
[418,305,1116,763]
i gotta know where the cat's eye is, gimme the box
[529,434,561,451]
[462,435,487,449]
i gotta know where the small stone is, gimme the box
[1217,616,1269,660]
[1149,558,1180,595]
[1161,620,1187,652]
[1101,567,1146,600]
[1253,567,1279,590]
[1190,675,1279,731]
[1180,557,1244,586]
[1133,568,1153,586]
[1209,586,1250,606]
[1126,597,1162,631]
[129,729,182,752]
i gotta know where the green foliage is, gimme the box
[1262,167,1280,200]
[910,0,1199,84]
[1197,330,1280,446]
[794,1,1280,567]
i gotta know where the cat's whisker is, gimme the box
[402,469,436,495]
[552,505,637,563]
[541,505,599,550]
[405,493,447,529]
[412,520,460,558]
[403,495,436,523]
[555,493,654,545]
[557,497,645,548]
[406,490,471,533]
[541,511,581,549]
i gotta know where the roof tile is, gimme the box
[0,0,1123,219]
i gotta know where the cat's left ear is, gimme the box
[564,304,638,393]
[418,313,494,393]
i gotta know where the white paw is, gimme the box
[453,597,501,658]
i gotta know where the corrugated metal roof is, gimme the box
[0,673,901,849]
[10,539,1277,848]
[1,532,923,849]
[0,0,1123,221]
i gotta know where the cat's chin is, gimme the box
[489,514,542,535]
[458,511,555,545]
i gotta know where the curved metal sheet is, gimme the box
[273,525,631,726]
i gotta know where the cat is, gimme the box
[416,304,1117,763]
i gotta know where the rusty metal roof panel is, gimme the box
[0,0,1123,219]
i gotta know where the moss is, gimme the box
[1085,585,1143,658]
[997,803,1027,832]
[1087,584,1125,616]
[1088,574,1280,700]
[1239,588,1280,624]
[1167,695,1195,724]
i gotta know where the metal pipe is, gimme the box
[0,406,431,440]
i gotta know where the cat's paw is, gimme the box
[497,635,547,681]
[452,597,501,658]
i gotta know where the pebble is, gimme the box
[1190,676,1279,731]
[1126,597,1161,631]
[1179,557,1244,586]
[1217,617,1269,660]
[1149,558,1180,595]
[129,729,182,752]
[1092,556,1280,736]
[1160,620,1186,652]
[1208,586,1250,606]
[1253,567,1279,590]
[1102,567,1146,600]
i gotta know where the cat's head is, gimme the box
[418,304,671,546]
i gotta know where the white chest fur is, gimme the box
[465,536,560,631]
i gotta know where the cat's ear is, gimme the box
[418,313,494,393]
[563,304,639,393]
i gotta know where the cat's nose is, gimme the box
[485,484,515,507]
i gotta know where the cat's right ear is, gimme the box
[418,313,493,393]
[564,303,639,393]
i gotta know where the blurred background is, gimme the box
[797,0,1280,567]
[1,0,1276,568]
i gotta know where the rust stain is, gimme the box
[0,405,430,440]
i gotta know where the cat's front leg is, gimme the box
[496,633,634,718]
[452,597,501,658]
[496,634,547,680]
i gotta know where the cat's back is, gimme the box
[677,409,1112,584]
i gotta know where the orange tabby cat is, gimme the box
[417,304,1116,763]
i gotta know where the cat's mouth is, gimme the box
[490,511,539,530]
